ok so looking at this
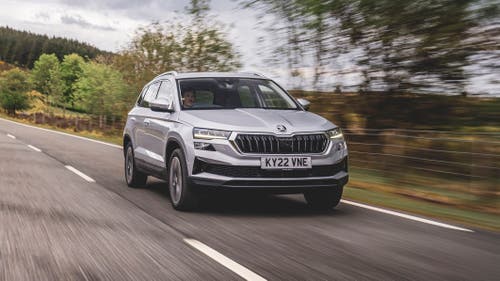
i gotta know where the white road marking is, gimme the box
[27,145,42,152]
[341,200,474,232]
[0,117,121,149]
[7,133,16,139]
[65,165,95,183]
[184,239,267,281]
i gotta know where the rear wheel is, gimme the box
[125,143,147,188]
[304,186,344,210]
[169,148,199,211]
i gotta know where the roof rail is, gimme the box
[240,72,267,78]
[252,72,267,78]
[154,71,178,80]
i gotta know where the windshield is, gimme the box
[177,78,299,110]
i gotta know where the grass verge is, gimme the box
[0,113,122,145]
[344,186,500,232]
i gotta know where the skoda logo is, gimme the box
[276,124,287,132]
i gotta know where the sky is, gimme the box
[0,0,272,74]
[0,0,365,91]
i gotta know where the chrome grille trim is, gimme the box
[233,133,329,154]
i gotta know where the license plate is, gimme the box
[260,156,312,170]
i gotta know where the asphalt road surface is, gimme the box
[1,117,499,281]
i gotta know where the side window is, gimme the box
[139,82,160,107]
[156,80,174,100]
[137,85,149,105]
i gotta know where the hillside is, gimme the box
[0,26,112,68]
[0,60,16,72]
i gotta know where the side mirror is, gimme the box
[150,98,174,112]
[297,98,310,111]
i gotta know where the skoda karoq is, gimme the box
[123,71,348,210]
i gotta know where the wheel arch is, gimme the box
[165,137,184,165]
[123,134,132,156]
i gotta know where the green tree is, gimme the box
[74,61,129,123]
[60,53,85,107]
[30,53,65,110]
[0,68,31,115]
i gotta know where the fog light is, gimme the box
[194,142,216,151]
[336,141,346,151]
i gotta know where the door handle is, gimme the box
[144,120,150,127]
[130,117,137,122]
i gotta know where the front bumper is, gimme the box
[188,173,348,193]
[188,157,349,194]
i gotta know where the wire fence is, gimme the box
[344,128,500,211]
[14,112,125,134]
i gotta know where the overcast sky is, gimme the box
[1,0,497,94]
[0,0,271,71]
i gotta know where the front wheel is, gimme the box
[125,143,148,188]
[304,186,344,210]
[168,148,199,211]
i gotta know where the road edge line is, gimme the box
[341,199,474,232]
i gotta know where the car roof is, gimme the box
[176,72,267,79]
[153,71,268,81]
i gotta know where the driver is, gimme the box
[182,88,196,108]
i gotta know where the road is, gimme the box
[1,117,499,280]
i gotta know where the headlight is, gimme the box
[193,128,231,140]
[327,128,344,139]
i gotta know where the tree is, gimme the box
[113,0,241,94]
[60,53,85,107]
[186,0,210,18]
[0,68,31,115]
[74,61,130,124]
[30,53,65,110]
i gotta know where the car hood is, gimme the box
[179,108,335,133]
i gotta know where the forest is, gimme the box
[0,26,110,68]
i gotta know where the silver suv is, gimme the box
[123,71,348,210]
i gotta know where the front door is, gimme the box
[142,79,178,169]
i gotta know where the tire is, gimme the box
[304,186,344,210]
[124,143,148,188]
[168,148,199,211]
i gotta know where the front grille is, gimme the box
[234,134,328,154]
[193,158,347,178]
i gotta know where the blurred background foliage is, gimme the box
[0,0,498,226]
[243,0,500,94]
